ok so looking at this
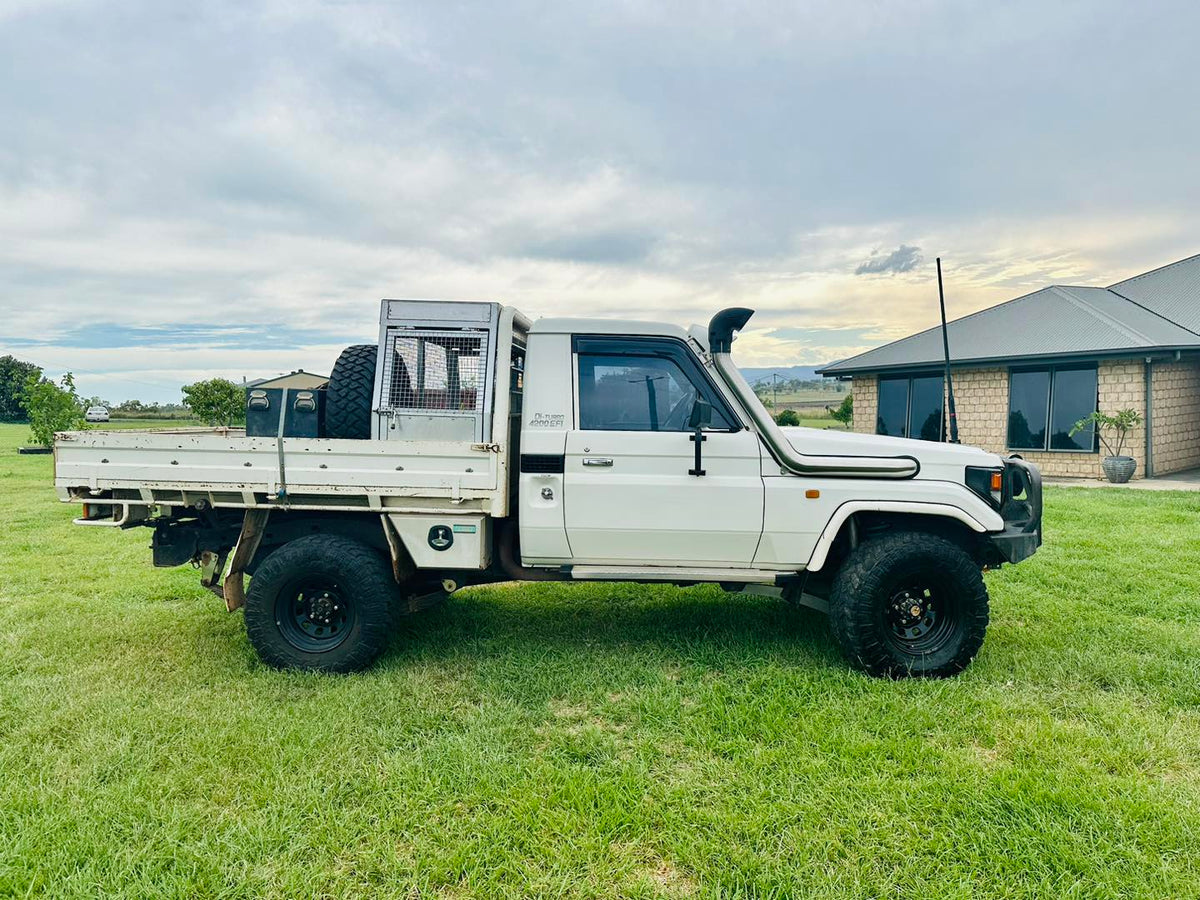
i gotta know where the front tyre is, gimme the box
[244,535,399,673]
[829,531,989,678]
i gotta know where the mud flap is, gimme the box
[220,509,271,612]
[380,513,416,585]
[199,549,228,597]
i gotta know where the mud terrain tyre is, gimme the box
[829,531,989,678]
[325,343,377,439]
[244,535,399,673]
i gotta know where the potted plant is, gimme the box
[1069,408,1143,483]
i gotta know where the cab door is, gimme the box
[562,336,765,566]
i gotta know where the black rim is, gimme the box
[882,575,959,656]
[274,576,356,652]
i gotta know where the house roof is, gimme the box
[818,254,1200,376]
[242,370,329,389]
[1109,253,1200,335]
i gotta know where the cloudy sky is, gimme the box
[3,0,1199,402]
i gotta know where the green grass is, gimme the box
[764,410,846,430]
[8,418,206,446]
[98,417,206,430]
[2,422,1199,898]
[756,389,848,406]
[796,416,845,430]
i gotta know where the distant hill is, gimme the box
[737,365,832,384]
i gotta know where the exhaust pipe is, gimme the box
[707,308,919,479]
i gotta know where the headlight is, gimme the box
[965,466,1003,508]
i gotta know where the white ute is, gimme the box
[54,301,1042,677]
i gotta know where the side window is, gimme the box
[577,350,733,432]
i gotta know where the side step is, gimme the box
[567,565,786,584]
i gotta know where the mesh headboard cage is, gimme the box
[382,330,486,412]
[375,300,504,442]
[379,326,492,440]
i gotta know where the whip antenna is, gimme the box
[937,257,960,443]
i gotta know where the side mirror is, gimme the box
[688,397,713,430]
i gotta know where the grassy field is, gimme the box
[101,417,206,429]
[754,388,849,406]
[2,422,1200,898]
[795,416,845,430]
[753,388,848,421]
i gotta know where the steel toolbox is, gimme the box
[245,387,327,438]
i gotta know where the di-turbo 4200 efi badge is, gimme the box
[428,525,453,551]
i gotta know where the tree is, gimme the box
[182,378,245,426]
[775,408,800,426]
[0,355,41,421]
[828,393,853,429]
[23,372,87,445]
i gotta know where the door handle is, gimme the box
[582,457,614,467]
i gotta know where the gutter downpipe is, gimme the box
[707,308,919,479]
[1145,357,1154,478]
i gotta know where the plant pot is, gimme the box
[1102,455,1136,483]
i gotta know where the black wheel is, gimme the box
[325,344,378,439]
[829,531,989,678]
[244,535,399,673]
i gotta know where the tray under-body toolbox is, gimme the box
[245,387,327,438]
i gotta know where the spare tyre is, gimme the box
[326,343,378,439]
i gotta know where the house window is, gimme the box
[875,374,944,441]
[1007,365,1097,452]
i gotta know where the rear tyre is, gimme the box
[829,531,989,678]
[325,343,378,439]
[244,535,398,673]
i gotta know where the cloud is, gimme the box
[764,326,875,345]
[7,322,357,352]
[2,0,1200,400]
[855,245,924,276]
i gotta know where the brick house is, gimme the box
[241,370,329,391]
[817,254,1200,479]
